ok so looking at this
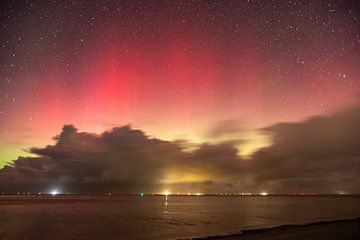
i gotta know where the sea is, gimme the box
[0,195,359,239]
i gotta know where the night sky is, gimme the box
[0,0,360,194]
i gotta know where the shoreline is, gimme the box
[189,218,360,240]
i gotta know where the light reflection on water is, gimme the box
[0,195,359,239]
[164,195,169,213]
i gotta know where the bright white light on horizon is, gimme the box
[260,192,268,196]
[163,190,170,196]
[51,190,59,196]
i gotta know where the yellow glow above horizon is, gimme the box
[0,144,36,168]
[237,132,272,158]
[160,171,212,185]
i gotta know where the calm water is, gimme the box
[0,195,359,239]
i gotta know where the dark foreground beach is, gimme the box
[193,218,360,240]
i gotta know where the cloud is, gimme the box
[1,104,360,194]
[251,104,360,193]
[0,125,247,193]
[205,119,244,139]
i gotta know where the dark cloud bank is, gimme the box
[1,104,360,194]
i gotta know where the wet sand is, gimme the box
[193,218,360,240]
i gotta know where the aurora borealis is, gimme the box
[1,0,360,193]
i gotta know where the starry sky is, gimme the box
[0,0,360,193]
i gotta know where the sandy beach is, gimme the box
[194,218,360,240]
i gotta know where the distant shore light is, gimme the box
[50,190,58,196]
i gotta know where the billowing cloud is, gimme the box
[0,125,247,193]
[205,119,244,139]
[252,104,360,193]
[1,104,360,194]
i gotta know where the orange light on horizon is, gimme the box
[163,190,170,196]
